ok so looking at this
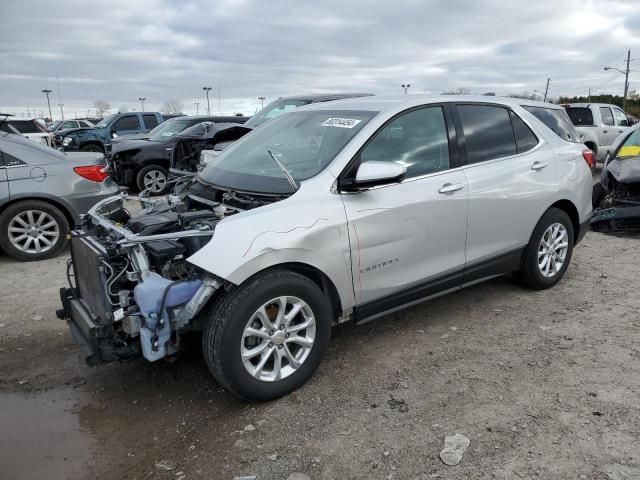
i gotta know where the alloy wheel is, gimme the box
[241,296,316,382]
[538,222,568,278]
[8,210,60,255]
[143,169,167,193]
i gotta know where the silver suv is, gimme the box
[58,96,592,401]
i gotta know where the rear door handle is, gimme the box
[531,161,549,171]
[438,183,464,194]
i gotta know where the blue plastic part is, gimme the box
[134,271,203,362]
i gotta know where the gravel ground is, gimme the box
[1,229,639,480]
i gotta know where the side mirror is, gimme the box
[342,161,406,191]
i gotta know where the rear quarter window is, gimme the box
[523,106,581,143]
[8,121,45,134]
[565,107,594,126]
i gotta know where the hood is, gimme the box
[176,122,252,141]
[56,126,96,137]
[113,132,151,141]
[111,138,170,157]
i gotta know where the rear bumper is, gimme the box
[62,181,120,222]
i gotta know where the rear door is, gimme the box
[112,115,141,136]
[454,103,558,279]
[341,104,469,309]
[0,144,11,201]
[598,106,618,149]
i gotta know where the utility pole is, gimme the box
[258,96,266,109]
[588,88,591,102]
[217,85,221,115]
[623,49,631,111]
[543,78,551,102]
[58,104,64,120]
[203,87,212,115]
[194,102,199,115]
[138,97,146,112]
[401,83,411,94]
[41,89,53,121]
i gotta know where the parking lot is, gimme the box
[1,224,639,479]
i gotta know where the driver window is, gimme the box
[360,106,450,178]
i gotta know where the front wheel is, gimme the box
[516,208,574,290]
[202,270,332,401]
[136,165,169,195]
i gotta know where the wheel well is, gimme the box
[550,200,579,244]
[80,141,105,152]
[0,197,75,227]
[263,263,343,321]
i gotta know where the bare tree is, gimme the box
[508,91,540,100]
[93,99,111,117]
[162,99,184,115]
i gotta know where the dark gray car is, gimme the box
[0,130,119,260]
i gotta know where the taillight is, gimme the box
[74,165,109,182]
[582,149,595,168]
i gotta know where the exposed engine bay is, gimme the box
[58,177,284,365]
[591,154,640,232]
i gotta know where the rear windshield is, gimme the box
[523,106,581,143]
[565,107,594,126]
[8,121,45,134]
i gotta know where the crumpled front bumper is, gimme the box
[57,287,139,365]
[591,205,640,232]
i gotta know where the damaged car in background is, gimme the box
[592,123,640,232]
[57,96,592,401]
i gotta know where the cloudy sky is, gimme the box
[1,0,639,119]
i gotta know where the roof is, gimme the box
[298,95,566,113]
[277,93,373,102]
[564,103,621,108]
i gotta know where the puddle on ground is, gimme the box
[0,389,95,480]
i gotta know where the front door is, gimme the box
[340,105,469,311]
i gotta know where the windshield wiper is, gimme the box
[266,149,299,192]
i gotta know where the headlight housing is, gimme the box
[62,137,74,146]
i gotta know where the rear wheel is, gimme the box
[202,270,332,401]
[517,208,574,290]
[0,200,69,261]
[136,165,168,195]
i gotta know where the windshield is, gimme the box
[245,98,313,128]
[148,118,193,141]
[96,114,117,128]
[199,109,377,194]
[48,120,62,131]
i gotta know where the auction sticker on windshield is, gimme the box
[321,118,362,128]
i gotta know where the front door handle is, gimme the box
[531,161,549,171]
[438,183,464,194]
[603,130,608,134]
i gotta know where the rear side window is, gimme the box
[599,107,614,126]
[510,112,539,153]
[8,121,44,134]
[457,105,516,163]
[565,107,594,126]
[360,106,450,177]
[113,116,140,132]
[143,114,159,129]
[523,106,581,143]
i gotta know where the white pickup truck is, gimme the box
[563,103,632,161]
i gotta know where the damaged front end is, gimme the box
[592,152,640,232]
[57,178,279,365]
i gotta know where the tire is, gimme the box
[80,144,104,153]
[0,200,69,261]
[202,270,332,401]
[592,183,605,209]
[517,208,574,290]
[136,165,169,195]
